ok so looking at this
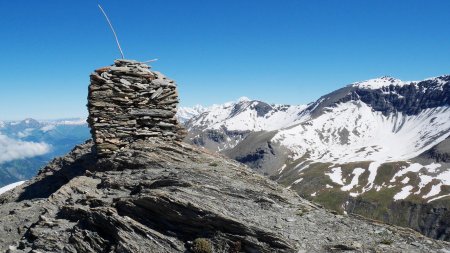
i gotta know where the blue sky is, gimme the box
[1,0,450,120]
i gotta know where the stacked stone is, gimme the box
[87,59,186,156]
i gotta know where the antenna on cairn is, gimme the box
[98,4,125,59]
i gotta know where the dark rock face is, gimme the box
[253,102,273,117]
[306,76,450,118]
[187,128,249,153]
[227,101,274,118]
[420,136,450,163]
[346,197,450,241]
[348,77,450,116]
[223,131,289,176]
[87,59,185,156]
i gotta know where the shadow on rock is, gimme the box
[18,145,97,201]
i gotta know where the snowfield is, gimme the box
[273,102,450,164]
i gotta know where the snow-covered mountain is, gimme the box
[274,102,449,164]
[183,97,308,152]
[177,105,208,123]
[183,75,450,237]
[188,97,308,131]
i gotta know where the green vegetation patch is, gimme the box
[373,162,408,186]
[287,162,334,195]
[191,238,213,253]
[314,190,350,213]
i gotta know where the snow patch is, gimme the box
[293,178,303,184]
[278,164,287,174]
[364,162,382,192]
[0,181,25,195]
[341,168,365,192]
[428,194,450,203]
[401,177,410,184]
[394,185,414,200]
[391,163,425,182]
[423,183,443,199]
[325,167,344,185]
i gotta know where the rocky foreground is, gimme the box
[0,139,447,252]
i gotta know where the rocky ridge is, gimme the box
[3,140,450,252]
[0,62,448,252]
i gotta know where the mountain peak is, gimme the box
[352,76,410,89]
[425,75,450,85]
[351,74,450,90]
[20,118,40,126]
[238,96,251,102]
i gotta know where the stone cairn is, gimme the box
[87,59,186,156]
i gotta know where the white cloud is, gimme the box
[0,134,50,164]
[17,128,34,138]
[40,125,56,132]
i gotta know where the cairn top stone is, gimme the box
[87,60,185,156]
[114,59,139,64]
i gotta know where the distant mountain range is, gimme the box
[182,75,450,240]
[0,118,89,186]
[181,97,308,152]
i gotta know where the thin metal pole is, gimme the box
[98,4,125,59]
